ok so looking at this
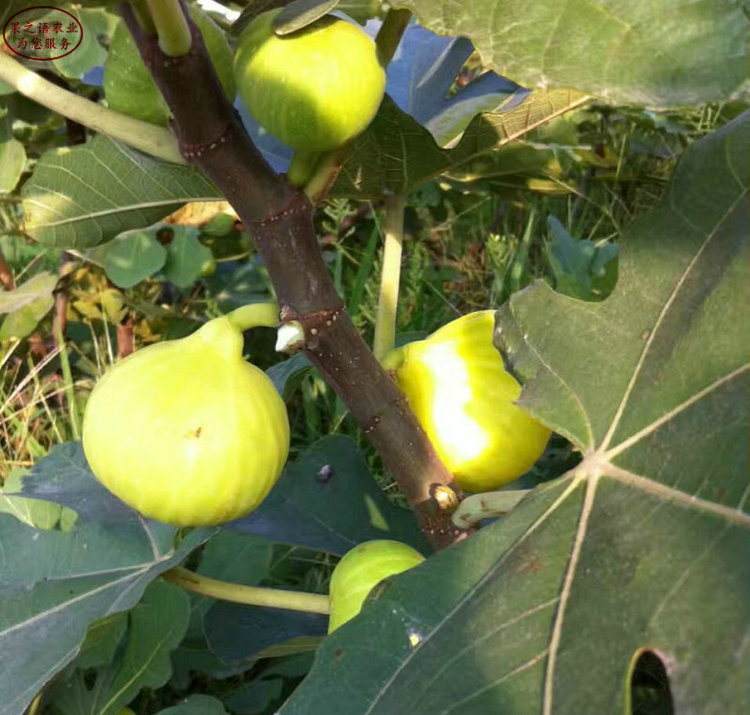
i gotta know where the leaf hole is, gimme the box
[630,649,673,715]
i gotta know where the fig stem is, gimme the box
[145,0,192,56]
[129,0,156,34]
[226,302,279,332]
[0,54,183,164]
[452,490,531,528]
[288,150,321,188]
[373,196,405,362]
[164,566,331,615]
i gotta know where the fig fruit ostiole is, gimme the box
[382,311,551,493]
[233,9,386,186]
[82,303,289,527]
[328,540,425,633]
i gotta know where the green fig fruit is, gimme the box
[82,315,289,526]
[328,540,425,633]
[233,10,385,153]
[104,6,236,126]
[383,310,551,493]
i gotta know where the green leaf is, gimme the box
[266,353,313,400]
[392,0,749,106]
[331,90,589,198]
[544,215,619,300]
[49,581,191,715]
[155,694,229,715]
[162,230,213,288]
[0,137,25,193]
[0,271,57,341]
[102,229,167,288]
[0,469,75,530]
[21,135,220,249]
[279,112,750,714]
[229,435,429,555]
[0,442,213,715]
[273,0,339,35]
[198,530,272,585]
[74,613,128,670]
[52,7,118,79]
[225,677,284,713]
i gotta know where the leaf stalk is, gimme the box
[164,566,330,614]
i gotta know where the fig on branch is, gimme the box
[233,9,386,184]
[104,6,236,126]
[82,312,289,527]
[383,311,551,493]
[328,540,425,633]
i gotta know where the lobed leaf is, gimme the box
[280,111,750,715]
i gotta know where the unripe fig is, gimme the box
[104,7,236,126]
[328,540,425,633]
[82,315,289,526]
[383,311,551,493]
[233,10,385,153]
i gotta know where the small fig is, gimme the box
[82,315,289,526]
[328,540,424,633]
[233,10,385,153]
[383,311,551,493]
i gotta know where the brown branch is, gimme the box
[116,315,136,359]
[120,3,470,549]
[0,247,14,290]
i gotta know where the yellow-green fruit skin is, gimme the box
[82,317,289,527]
[233,10,386,151]
[386,311,551,493]
[328,540,424,633]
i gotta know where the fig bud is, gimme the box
[82,315,289,526]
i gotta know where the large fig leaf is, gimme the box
[21,135,220,249]
[331,90,588,199]
[0,443,212,715]
[281,114,750,713]
[47,580,190,715]
[392,0,749,107]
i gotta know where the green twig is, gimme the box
[226,302,279,332]
[54,319,80,441]
[0,53,183,164]
[452,490,531,529]
[145,0,192,56]
[373,196,405,362]
[164,566,331,614]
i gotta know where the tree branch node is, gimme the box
[179,120,234,158]
[247,188,311,227]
